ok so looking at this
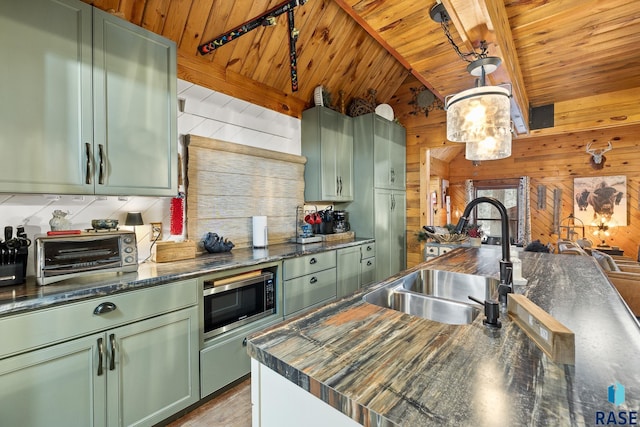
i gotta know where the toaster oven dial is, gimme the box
[125,256,135,264]
[124,246,134,253]
[124,236,134,244]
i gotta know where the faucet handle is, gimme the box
[468,296,502,329]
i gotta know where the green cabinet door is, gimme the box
[374,189,406,281]
[0,1,177,196]
[106,306,199,427]
[0,0,93,194]
[302,106,353,202]
[337,246,361,298]
[0,333,106,427]
[389,191,407,278]
[389,122,407,190]
[374,189,392,281]
[93,9,177,196]
[374,115,406,190]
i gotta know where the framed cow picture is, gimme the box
[574,175,627,226]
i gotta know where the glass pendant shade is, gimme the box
[465,134,511,160]
[446,85,512,160]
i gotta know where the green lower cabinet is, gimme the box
[337,246,361,298]
[107,307,199,427]
[0,333,105,427]
[283,268,337,317]
[361,256,376,287]
[200,317,281,398]
[0,306,199,427]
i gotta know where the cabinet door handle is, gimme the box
[93,302,117,315]
[109,333,116,371]
[98,144,105,185]
[338,176,342,195]
[97,338,104,376]
[336,176,340,195]
[367,260,372,266]
[310,276,318,284]
[366,245,373,252]
[309,257,317,265]
[242,337,247,347]
[390,167,395,183]
[85,143,92,184]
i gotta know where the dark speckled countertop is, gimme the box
[0,239,373,318]
[247,246,640,426]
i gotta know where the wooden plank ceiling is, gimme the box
[86,0,640,134]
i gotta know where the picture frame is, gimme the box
[573,175,627,226]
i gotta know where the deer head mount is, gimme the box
[586,141,612,170]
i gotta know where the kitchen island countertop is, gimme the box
[247,246,640,426]
[0,238,373,317]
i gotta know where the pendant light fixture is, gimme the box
[430,3,512,161]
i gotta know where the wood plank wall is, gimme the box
[185,135,306,251]
[391,76,640,267]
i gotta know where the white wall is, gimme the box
[177,79,301,155]
[0,79,301,272]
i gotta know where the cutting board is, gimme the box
[152,241,196,263]
[321,231,355,242]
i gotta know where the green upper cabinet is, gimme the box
[93,9,177,196]
[0,0,177,196]
[0,0,93,194]
[301,106,353,202]
[373,114,406,190]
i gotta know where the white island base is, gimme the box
[251,359,362,427]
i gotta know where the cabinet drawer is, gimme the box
[361,257,376,287]
[200,316,280,398]
[284,268,336,316]
[361,242,375,259]
[0,279,198,359]
[283,251,336,280]
[425,245,439,256]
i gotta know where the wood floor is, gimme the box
[166,378,252,427]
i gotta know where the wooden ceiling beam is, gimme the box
[333,0,443,100]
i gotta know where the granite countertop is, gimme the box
[247,246,640,426]
[0,238,373,317]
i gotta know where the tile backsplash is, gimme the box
[1,79,301,275]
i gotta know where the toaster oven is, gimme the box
[35,231,138,285]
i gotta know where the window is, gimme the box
[474,182,519,244]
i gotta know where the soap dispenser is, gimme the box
[510,247,524,283]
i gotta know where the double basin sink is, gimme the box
[363,269,499,325]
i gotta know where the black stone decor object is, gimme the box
[203,232,235,253]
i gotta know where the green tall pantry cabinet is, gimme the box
[350,113,406,281]
[0,0,177,196]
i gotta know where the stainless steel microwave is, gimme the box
[34,231,138,285]
[202,271,275,339]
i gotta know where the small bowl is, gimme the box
[92,219,119,230]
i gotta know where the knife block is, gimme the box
[0,251,27,286]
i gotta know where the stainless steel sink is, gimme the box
[402,269,499,303]
[363,269,498,325]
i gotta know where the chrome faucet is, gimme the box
[454,197,513,305]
